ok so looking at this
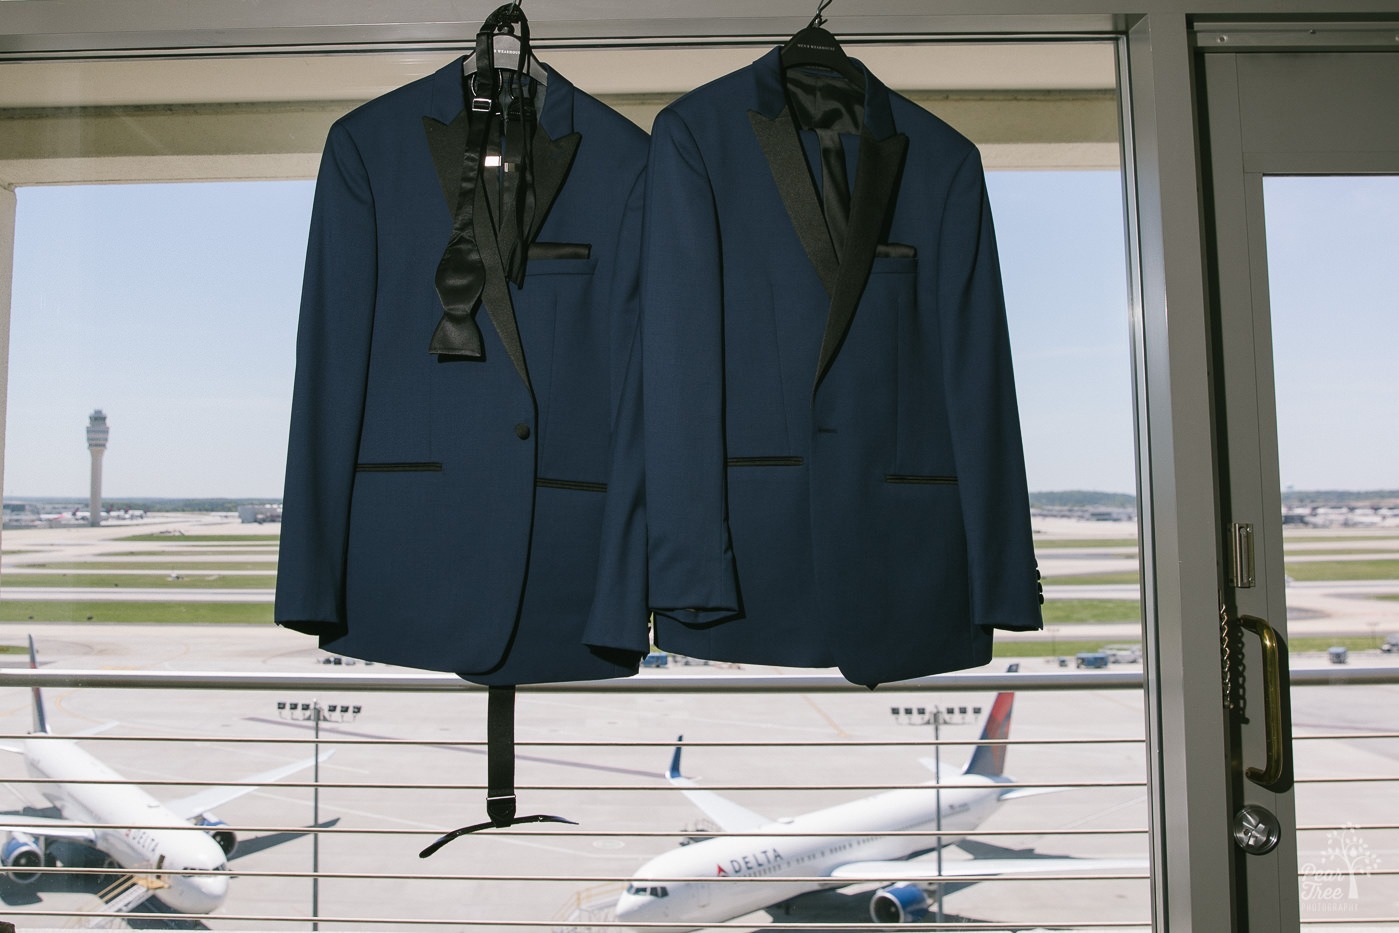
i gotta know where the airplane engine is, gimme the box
[869,882,931,924]
[195,813,238,857]
[2,831,44,885]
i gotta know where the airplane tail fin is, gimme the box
[28,635,51,735]
[667,736,685,781]
[962,663,1019,778]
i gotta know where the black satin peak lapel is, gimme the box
[748,108,839,296]
[813,130,908,391]
[425,115,578,241]
[749,107,908,393]
[473,176,533,393]
[423,115,467,216]
[507,131,581,251]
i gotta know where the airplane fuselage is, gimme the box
[23,736,229,914]
[616,777,1002,927]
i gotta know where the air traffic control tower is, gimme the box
[86,409,109,527]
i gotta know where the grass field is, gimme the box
[0,573,277,589]
[21,561,275,572]
[1050,561,1399,587]
[992,639,1132,658]
[1283,548,1399,557]
[0,600,273,624]
[1281,534,1399,544]
[1042,599,1141,624]
[991,635,1389,660]
[1045,572,1142,586]
[1282,559,1399,581]
[1033,538,1138,550]
[116,534,280,543]
[108,550,279,557]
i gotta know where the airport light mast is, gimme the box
[85,409,109,527]
[890,702,983,924]
[278,698,361,931]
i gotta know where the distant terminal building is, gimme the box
[2,501,45,528]
[239,503,283,524]
[1283,504,1399,528]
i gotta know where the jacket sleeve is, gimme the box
[583,164,653,654]
[641,109,741,625]
[932,148,1042,633]
[275,121,378,637]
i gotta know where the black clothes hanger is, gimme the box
[463,1,548,86]
[780,0,863,87]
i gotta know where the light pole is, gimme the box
[278,700,360,931]
[890,702,982,924]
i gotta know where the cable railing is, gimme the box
[0,665,1392,931]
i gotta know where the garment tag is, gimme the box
[484,154,519,172]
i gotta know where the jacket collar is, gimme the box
[425,54,576,138]
[748,46,898,143]
[747,46,908,393]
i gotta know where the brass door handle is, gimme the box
[1239,614,1292,792]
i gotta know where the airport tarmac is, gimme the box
[0,623,1394,931]
[5,513,1399,644]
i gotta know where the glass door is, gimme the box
[1202,47,1399,930]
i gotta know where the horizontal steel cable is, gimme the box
[0,908,1156,928]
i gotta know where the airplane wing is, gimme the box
[0,812,99,843]
[164,750,334,820]
[830,856,1148,882]
[666,738,772,833]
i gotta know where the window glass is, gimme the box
[0,41,1145,930]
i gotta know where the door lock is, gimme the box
[1232,804,1281,855]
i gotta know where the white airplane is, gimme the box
[0,636,330,918]
[616,679,1145,928]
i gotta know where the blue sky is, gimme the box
[1263,175,1399,491]
[8,170,1386,499]
[7,181,311,499]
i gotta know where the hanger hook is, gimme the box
[809,0,833,29]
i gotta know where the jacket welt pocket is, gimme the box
[884,473,958,486]
[726,456,804,468]
[529,242,591,261]
[875,242,917,259]
[536,477,607,493]
[355,462,443,473]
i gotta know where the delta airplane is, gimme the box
[0,637,329,917]
[616,681,1145,928]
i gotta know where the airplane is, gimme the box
[616,678,1145,929]
[0,636,330,918]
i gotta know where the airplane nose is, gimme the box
[166,870,228,914]
[615,893,658,922]
[615,893,640,919]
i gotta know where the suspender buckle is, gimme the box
[485,793,518,827]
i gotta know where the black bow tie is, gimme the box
[431,49,538,358]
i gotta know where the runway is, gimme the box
[0,623,1394,931]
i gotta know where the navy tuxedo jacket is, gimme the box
[642,49,1042,686]
[276,57,651,685]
